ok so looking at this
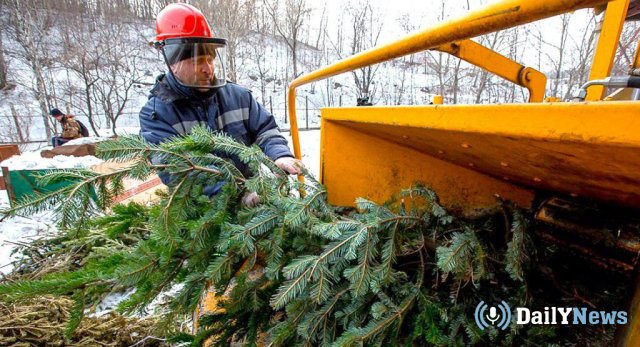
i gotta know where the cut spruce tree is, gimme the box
[0,126,627,346]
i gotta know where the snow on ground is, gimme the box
[65,126,142,145]
[0,191,58,275]
[0,131,116,170]
[92,288,136,317]
[0,149,103,170]
[92,284,184,318]
[64,136,109,146]
[0,139,107,273]
[284,129,321,178]
[97,127,142,137]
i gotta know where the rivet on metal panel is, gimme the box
[402,135,409,139]
[503,176,510,181]
[468,163,475,167]
[461,143,471,149]
[533,177,542,182]
[500,162,509,167]
[438,150,444,154]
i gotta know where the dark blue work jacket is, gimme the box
[139,74,292,194]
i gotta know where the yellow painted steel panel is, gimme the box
[587,0,630,100]
[435,40,547,102]
[320,119,535,216]
[321,102,640,209]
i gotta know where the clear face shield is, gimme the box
[156,38,227,89]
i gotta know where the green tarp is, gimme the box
[7,170,97,206]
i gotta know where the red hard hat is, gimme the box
[155,3,213,41]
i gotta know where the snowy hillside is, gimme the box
[2,0,633,146]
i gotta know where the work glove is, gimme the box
[275,157,303,175]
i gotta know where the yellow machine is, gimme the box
[285,0,640,345]
[195,0,640,344]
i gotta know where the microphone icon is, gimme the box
[486,306,501,325]
[475,300,511,331]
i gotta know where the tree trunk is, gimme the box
[84,82,100,136]
[552,14,570,97]
[228,42,237,82]
[0,29,7,90]
[292,40,298,79]
[452,58,462,104]
[9,103,26,143]
[111,117,117,137]
[32,58,53,140]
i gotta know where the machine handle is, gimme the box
[627,76,640,88]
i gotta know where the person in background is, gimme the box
[50,108,89,147]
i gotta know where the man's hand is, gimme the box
[242,191,260,208]
[275,157,303,175]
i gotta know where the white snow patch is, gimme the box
[63,136,110,146]
[97,127,141,137]
[91,284,184,318]
[0,202,58,275]
[144,283,184,316]
[0,190,9,211]
[0,149,103,170]
[284,129,321,178]
[91,288,136,317]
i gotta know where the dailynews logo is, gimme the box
[474,301,628,331]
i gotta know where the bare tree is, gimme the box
[91,21,147,136]
[129,0,178,19]
[264,0,310,80]
[8,103,25,143]
[249,4,274,101]
[59,17,103,136]
[0,1,8,90]
[425,1,455,100]
[527,12,597,101]
[5,0,56,139]
[54,7,157,137]
[196,0,255,82]
[343,1,383,102]
[562,13,598,99]
[322,7,346,106]
[551,14,571,97]
[0,103,32,147]
[613,19,640,75]
[0,28,7,90]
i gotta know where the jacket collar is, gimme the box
[151,73,217,103]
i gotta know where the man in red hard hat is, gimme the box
[140,3,301,205]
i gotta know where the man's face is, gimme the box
[54,115,63,122]
[171,54,215,91]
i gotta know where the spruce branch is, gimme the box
[0,126,556,346]
[505,210,531,282]
[64,288,85,338]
